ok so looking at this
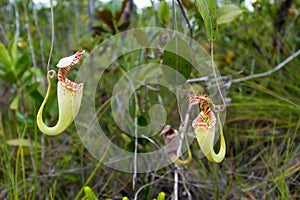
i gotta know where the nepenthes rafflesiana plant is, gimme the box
[37,50,85,136]
[161,93,226,165]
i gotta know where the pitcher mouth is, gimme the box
[56,50,85,91]
[57,67,83,91]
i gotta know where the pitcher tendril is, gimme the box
[189,94,226,163]
[37,50,85,136]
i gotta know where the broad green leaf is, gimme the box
[217,4,242,25]
[162,35,193,85]
[158,1,171,25]
[84,186,98,200]
[0,42,13,69]
[6,138,40,148]
[196,0,218,41]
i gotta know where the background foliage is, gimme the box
[0,0,299,199]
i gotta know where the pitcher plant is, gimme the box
[37,50,85,136]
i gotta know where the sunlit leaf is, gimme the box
[217,4,242,25]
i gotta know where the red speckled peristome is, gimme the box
[189,94,216,130]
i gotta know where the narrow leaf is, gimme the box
[6,138,40,148]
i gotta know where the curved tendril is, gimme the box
[160,126,192,166]
[169,131,192,166]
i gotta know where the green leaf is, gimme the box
[29,89,44,105]
[25,82,40,95]
[0,42,13,70]
[138,115,148,126]
[6,138,40,148]
[156,192,166,200]
[15,53,30,78]
[0,69,17,83]
[217,4,242,24]
[158,1,171,25]
[9,38,18,66]
[196,0,218,41]
[84,186,98,200]
[162,35,193,85]
[10,95,19,110]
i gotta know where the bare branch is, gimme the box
[232,49,300,83]
[176,0,193,40]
